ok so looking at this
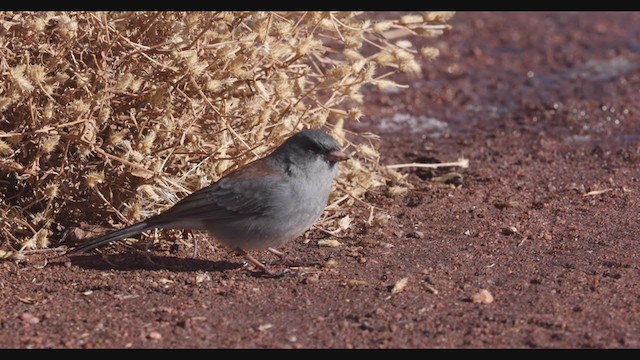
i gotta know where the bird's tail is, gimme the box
[69,221,156,254]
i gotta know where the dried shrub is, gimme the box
[0,11,453,251]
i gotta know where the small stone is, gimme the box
[20,313,40,324]
[147,331,162,340]
[318,239,342,247]
[391,277,409,294]
[471,289,494,304]
[302,273,320,284]
[543,232,553,241]
[406,230,424,239]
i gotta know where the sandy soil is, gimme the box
[2,12,640,348]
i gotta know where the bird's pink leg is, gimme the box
[235,248,285,277]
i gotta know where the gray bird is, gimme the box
[70,129,348,275]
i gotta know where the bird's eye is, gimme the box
[305,139,324,154]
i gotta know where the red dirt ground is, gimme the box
[2,12,640,348]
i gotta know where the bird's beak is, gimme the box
[328,150,349,162]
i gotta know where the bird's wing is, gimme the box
[156,159,286,223]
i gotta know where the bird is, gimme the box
[69,129,349,275]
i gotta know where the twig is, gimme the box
[386,158,469,170]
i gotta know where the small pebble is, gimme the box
[147,331,162,340]
[471,289,494,304]
[406,231,424,239]
[20,313,40,324]
[302,273,320,284]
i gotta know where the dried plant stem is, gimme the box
[386,158,469,170]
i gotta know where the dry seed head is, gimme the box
[396,40,413,49]
[97,106,111,124]
[35,229,49,249]
[41,134,61,154]
[217,45,241,59]
[75,73,89,88]
[374,20,394,33]
[338,215,352,231]
[0,140,14,156]
[27,64,47,83]
[31,17,47,32]
[79,120,97,143]
[138,184,161,202]
[150,158,164,172]
[274,20,293,36]
[0,97,12,112]
[275,80,293,99]
[388,185,409,196]
[271,42,294,61]
[344,35,363,49]
[44,182,59,198]
[127,201,142,221]
[297,38,321,56]
[309,12,324,23]
[319,18,334,30]
[139,131,157,154]
[327,64,352,80]
[333,117,345,145]
[421,47,440,59]
[414,27,444,37]
[374,51,394,66]
[348,108,364,121]
[108,128,129,146]
[56,14,78,40]
[128,149,145,163]
[43,101,54,120]
[21,235,37,250]
[351,59,368,73]
[48,72,70,85]
[423,11,456,23]
[117,73,134,91]
[84,171,104,189]
[363,63,377,81]
[392,48,413,61]
[69,99,91,118]
[215,159,233,176]
[374,79,400,90]
[259,108,273,123]
[77,144,93,160]
[343,48,363,61]
[31,211,47,226]
[387,168,408,182]
[349,92,363,103]
[371,212,391,227]
[6,134,22,146]
[130,77,145,92]
[282,115,298,131]
[400,14,424,25]
[206,79,223,93]
[399,59,422,76]
[10,65,34,93]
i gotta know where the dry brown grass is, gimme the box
[0,11,453,255]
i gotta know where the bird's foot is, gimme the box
[236,248,290,278]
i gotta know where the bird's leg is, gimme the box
[267,247,319,268]
[267,247,286,262]
[235,248,286,277]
